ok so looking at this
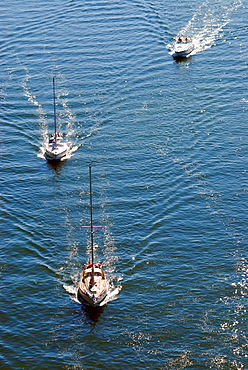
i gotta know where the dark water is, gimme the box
[1,0,247,369]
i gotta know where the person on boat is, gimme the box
[178,37,182,42]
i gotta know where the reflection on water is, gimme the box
[174,55,192,64]
[224,255,247,360]
[81,304,105,325]
[46,157,68,172]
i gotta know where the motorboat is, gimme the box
[45,77,69,161]
[77,164,108,307]
[172,37,194,59]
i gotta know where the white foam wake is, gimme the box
[63,283,122,306]
[167,0,242,55]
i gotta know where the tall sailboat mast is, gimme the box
[53,77,57,144]
[76,163,109,307]
[45,77,69,161]
[89,163,94,266]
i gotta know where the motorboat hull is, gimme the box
[172,42,194,59]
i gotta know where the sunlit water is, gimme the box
[167,0,242,56]
[1,0,247,369]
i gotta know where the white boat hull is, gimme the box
[45,141,69,161]
[172,42,194,59]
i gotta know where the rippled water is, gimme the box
[1,0,247,369]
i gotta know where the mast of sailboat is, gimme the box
[53,77,57,145]
[89,163,95,282]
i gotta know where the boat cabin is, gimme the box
[82,264,105,281]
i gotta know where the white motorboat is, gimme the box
[77,164,108,307]
[45,77,69,161]
[172,37,194,59]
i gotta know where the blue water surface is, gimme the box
[1,0,247,369]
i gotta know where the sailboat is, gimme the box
[77,164,108,307]
[45,77,69,161]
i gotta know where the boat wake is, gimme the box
[167,0,242,56]
[63,282,122,306]
[19,67,82,160]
